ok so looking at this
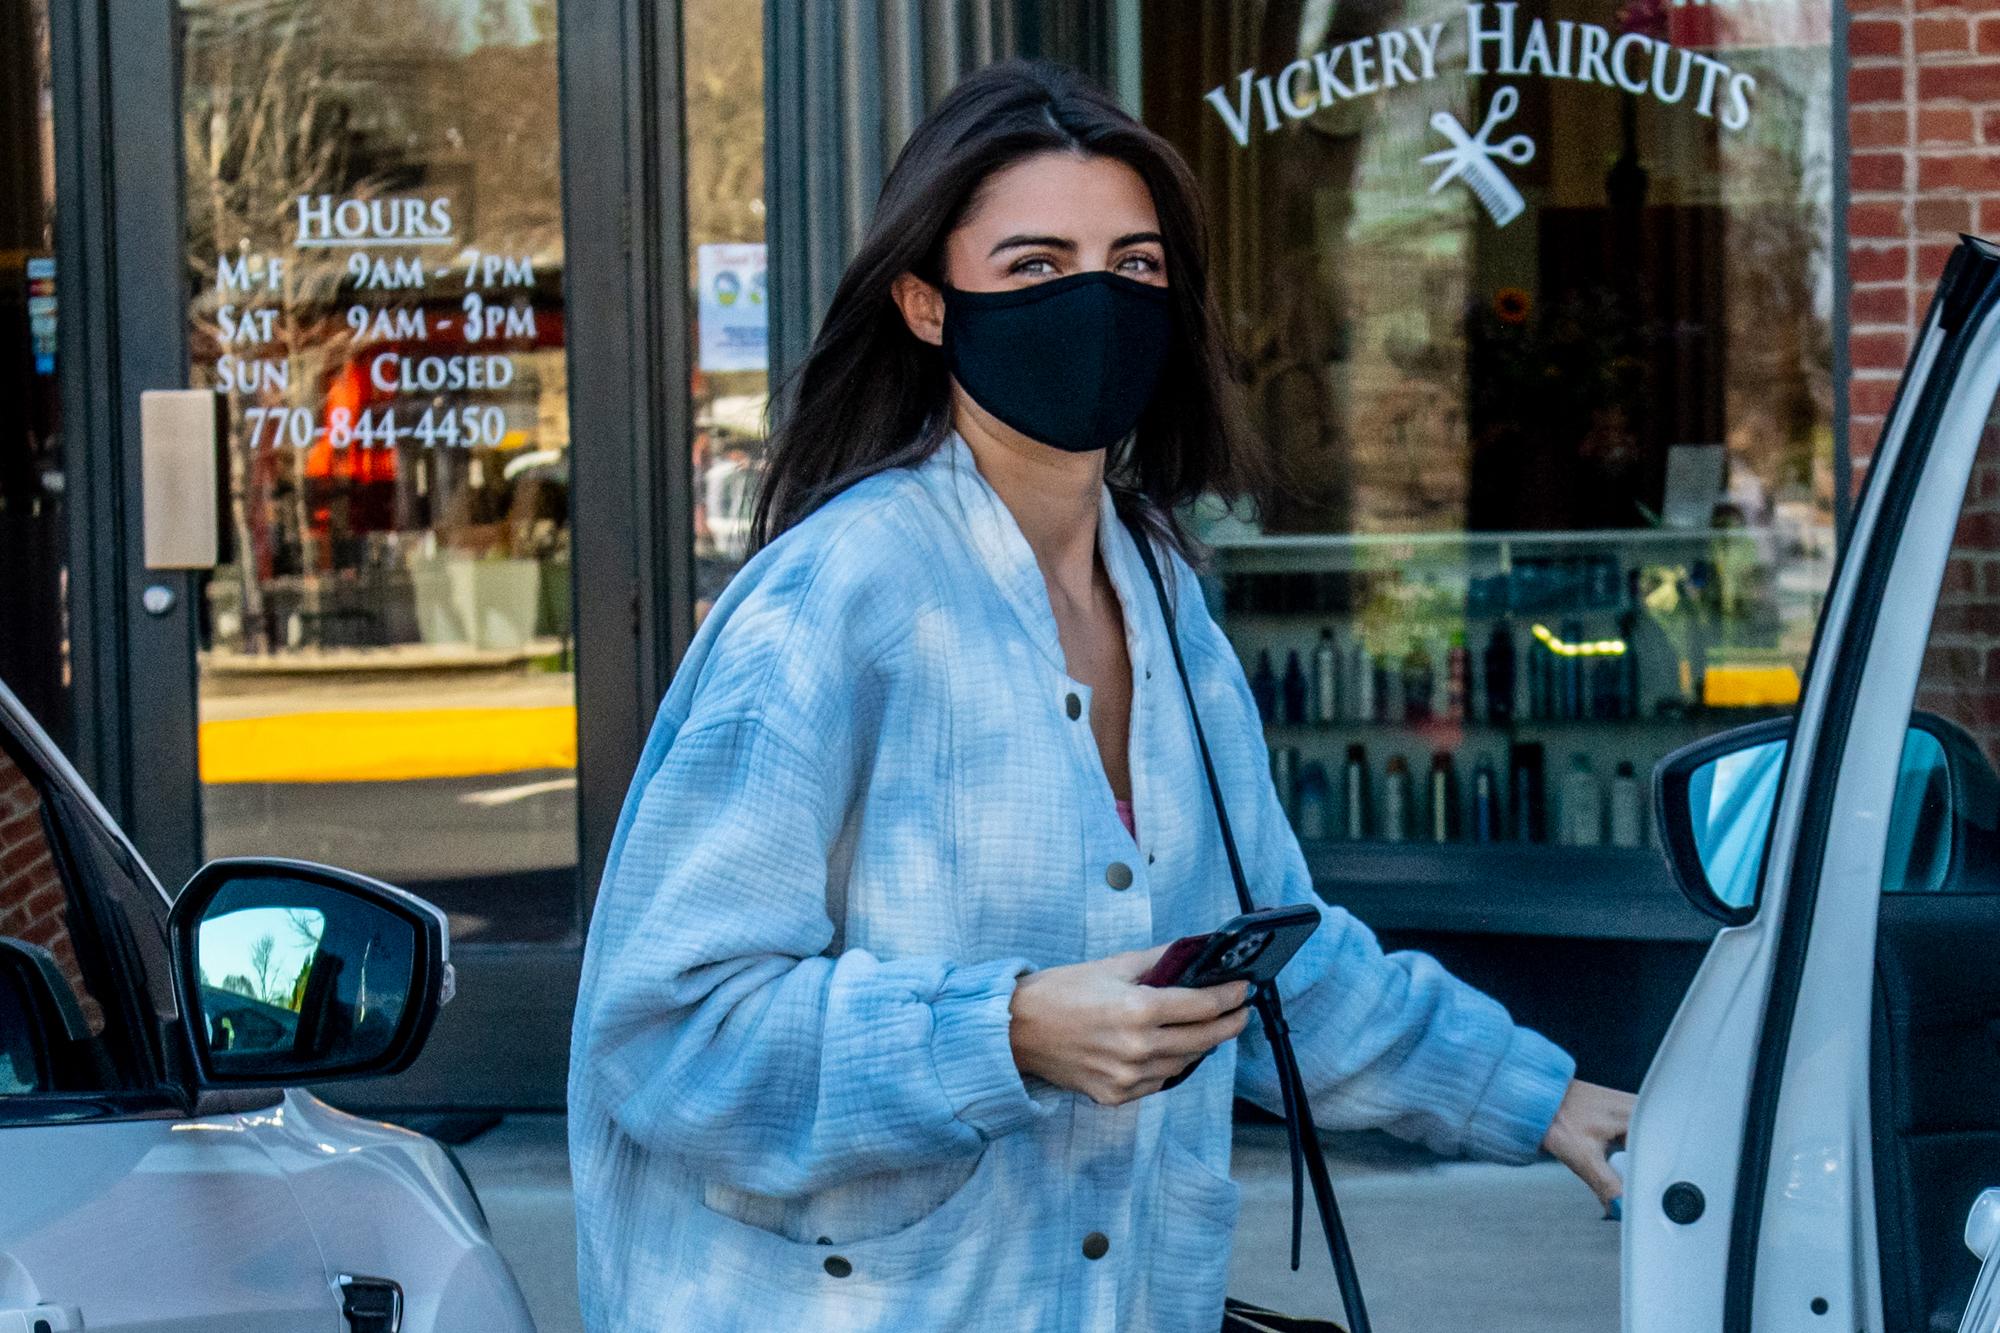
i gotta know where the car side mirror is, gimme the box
[168,858,454,1087]
[1655,718,1793,924]
[1655,711,1980,922]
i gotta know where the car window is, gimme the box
[0,732,151,1105]
[1900,390,2000,895]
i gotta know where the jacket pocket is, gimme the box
[689,1145,1001,1295]
[1139,1134,1243,1332]
[701,1148,984,1246]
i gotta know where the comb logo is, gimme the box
[1421,87,1536,227]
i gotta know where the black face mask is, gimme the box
[941,270,1173,453]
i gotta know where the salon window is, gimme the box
[1137,0,1833,924]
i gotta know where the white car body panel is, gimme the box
[254,1092,534,1332]
[1753,290,2000,1332]
[1624,244,2000,1332]
[0,681,534,1332]
[0,1090,536,1332]
[1623,320,1945,1332]
[1623,921,1776,1330]
[0,1109,331,1329]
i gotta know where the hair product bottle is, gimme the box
[1282,650,1309,725]
[1471,760,1502,842]
[1313,629,1342,724]
[1251,649,1278,722]
[1561,753,1603,847]
[1610,760,1644,848]
[1344,744,1372,840]
[1296,762,1332,840]
[1428,751,1460,843]
[1375,656,1399,723]
[1351,642,1376,724]
[1484,620,1516,725]
[1401,641,1435,724]
[1520,628,1539,722]
[1272,745,1301,820]
[1444,634,1468,724]
[1591,648,1618,721]
[1510,742,1545,842]
[1382,755,1412,842]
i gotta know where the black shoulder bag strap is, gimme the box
[1123,515,1372,1333]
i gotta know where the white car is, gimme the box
[0,678,535,1331]
[1627,233,2000,1331]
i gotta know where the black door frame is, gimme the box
[47,0,694,1108]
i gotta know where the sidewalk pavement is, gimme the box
[453,1116,1619,1333]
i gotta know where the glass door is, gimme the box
[53,0,688,1107]
[181,3,580,949]
[0,0,68,751]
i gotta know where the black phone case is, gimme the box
[1171,904,1320,989]
[1156,906,1320,1091]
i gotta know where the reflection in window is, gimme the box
[0,0,70,748]
[685,0,769,625]
[1142,0,1833,854]
[1904,390,2000,899]
[1915,398,2000,776]
[181,0,578,943]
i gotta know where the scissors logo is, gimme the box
[1421,86,1536,227]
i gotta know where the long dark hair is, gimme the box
[751,59,1262,560]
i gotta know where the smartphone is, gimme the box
[1139,903,1321,991]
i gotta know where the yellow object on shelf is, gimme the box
[1702,665,1801,708]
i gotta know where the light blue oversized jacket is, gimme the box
[568,431,1575,1332]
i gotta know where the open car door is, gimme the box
[1627,235,2000,1333]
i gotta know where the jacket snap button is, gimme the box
[823,1255,853,1278]
[1105,862,1133,890]
[1065,692,1082,720]
[1081,1231,1110,1260]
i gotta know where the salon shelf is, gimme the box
[1301,840,1721,943]
[1260,708,1790,736]
[1205,525,1788,577]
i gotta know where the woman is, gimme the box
[569,59,1631,1332]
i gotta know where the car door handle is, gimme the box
[0,1307,85,1333]
[336,1275,401,1333]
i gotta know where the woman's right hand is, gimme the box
[1008,945,1252,1105]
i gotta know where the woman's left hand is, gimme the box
[1542,1079,1635,1209]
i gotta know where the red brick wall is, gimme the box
[1847,0,2000,469]
[1916,440,2000,765]
[0,756,101,1032]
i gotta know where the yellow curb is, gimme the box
[199,706,578,784]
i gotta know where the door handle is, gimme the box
[336,1274,401,1333]
[0,1307,84,1333]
